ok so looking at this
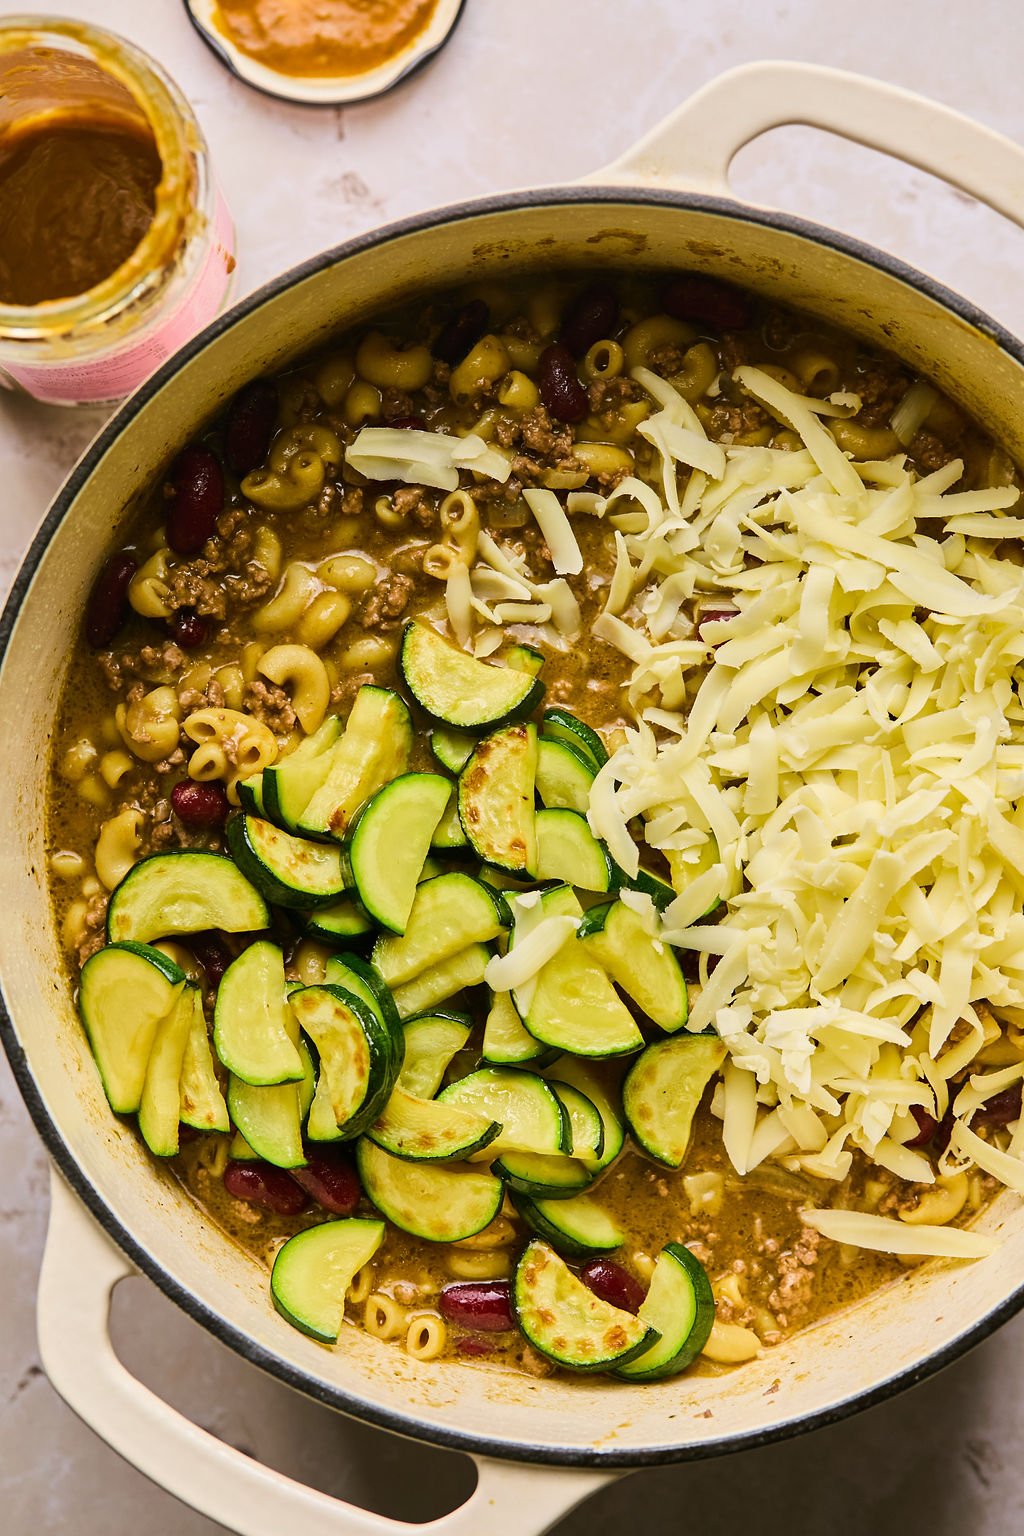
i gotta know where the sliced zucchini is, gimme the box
[418,856,446,882]
[214,940,303,1087]
[357,1138,503,1241]
[400,620,544,730]
[438,1067,569,1157]
[372,872,509,988]
[271,1218,385,1343]
[78,941,187,1114]
[622,1035,727,1167]
[138,985,195,1157]
[306,895,374,946]
[457,723,538,876]
[513,1240,658,1372]
[512,1191,625,1257]
[543,1056,625,1173]
[322,952,401,1036]
[549,1080,604,1162]
[298,686,413,839]
[227,1035,316,1167]
[493,1150,594,1197]
[391,944,490,1017]
[236,774,266,816]
[262,715,344,831]
[229,1129,257,1159]
[578,900,688,1031]
[505,642,545,677]
[512,886,643,1058]
[368,1084,500,1161]
[107,852,269,946]
[179,988,229,1133]
[621,864,676,912]
[226,814,348,910]
[345,772,451,934]
[399,1010,472,1098]
[535,737,595,814]
[291,984,400,1141]
[431,726,474,775]
[615,1243,715,1381]
[541,708,608,771]
[430,791,470,851]
[482,989,552,1067]
[535,808,613,892]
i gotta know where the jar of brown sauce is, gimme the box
[0,18,235,406]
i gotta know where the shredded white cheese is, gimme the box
[346,427,511,491]
[801,1208,998,1258]
[522,488,584,576]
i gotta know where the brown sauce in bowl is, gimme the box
[0,113,161,306]
[212,0,440,79]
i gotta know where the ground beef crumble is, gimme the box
[243,680,297,735]
[391,485,437,529]
[360,572,413,630]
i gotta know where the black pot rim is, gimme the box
[4,181,1024,1471]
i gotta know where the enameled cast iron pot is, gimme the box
[5,61,1024,1536]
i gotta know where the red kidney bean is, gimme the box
[538,343,588,423]
[560,284,619,358]
[933,1104,957,1155]
[456,1337,495,1357]
[189,932,232,987]
[85,551,138,648]
[663,274,751,332]
[223,1160,310,1215]
[579,1258,645,1314]
[438,1280,515,1332]
[168,606,209,649]
[905,1105,938,1148]
[432,299,489,366]
[386,414,426,430]
[171,779,229,828]
[166,445,225,556]
[978,1085,1023,1128]
[224,379,278,477]
[290,1149,361,1215]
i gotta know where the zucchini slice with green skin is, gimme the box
[345,772,452,934]
[620,864,675,912]
[367,1084,500,1162]
[505,643,545,677]
[512,1191,625,1257]
[179,988,229,1133]
[535,737,595,814]
[306,895,374,946]
[482,990,553,1067]
[400,620,544,731]
[391,944,490,1018]
[357,1138,503,1242]
[262,715,344,831]
[578,900,688,1032]
[78,941,187,1114]
[430,726,475,775]
[271,1218,385,1343]
[513,1240,658,1372]
[457,723,538,876]
[236,774,266,816]
[372,872,509,988]
[226,814,348,910]
[322,953,402,1038]
[138,986,196,1157]
[430,792,470,852]
[622,1035,727,1167]
[107,852,269,946]
[512,886,643,1058]
[291,984,400,1141]
[227,1035,316,1167]
[541,708,608,771]
[535,808,613,892]
[438,1068,570,1157]
[548,1080,604,1162]
[542,1056,625,1173]
[214,940,303,1087]
[615,1244,715,1381]
[298,686,413,839]
[398,1010,472,1098]
[493,1150,594,1197]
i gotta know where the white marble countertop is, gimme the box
[5,2,1024,1531]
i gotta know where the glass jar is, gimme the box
[0,17,235,407]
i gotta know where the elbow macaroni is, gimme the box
[257,644,330,734]
[95,807,144,891]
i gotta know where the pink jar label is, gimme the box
[3,189,236,407]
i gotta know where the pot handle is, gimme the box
[38,1172,613,1536]
[586,59,1024,227]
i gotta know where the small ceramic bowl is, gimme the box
[183,0,465,107]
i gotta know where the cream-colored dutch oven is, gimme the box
[5,61,1024,1536]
